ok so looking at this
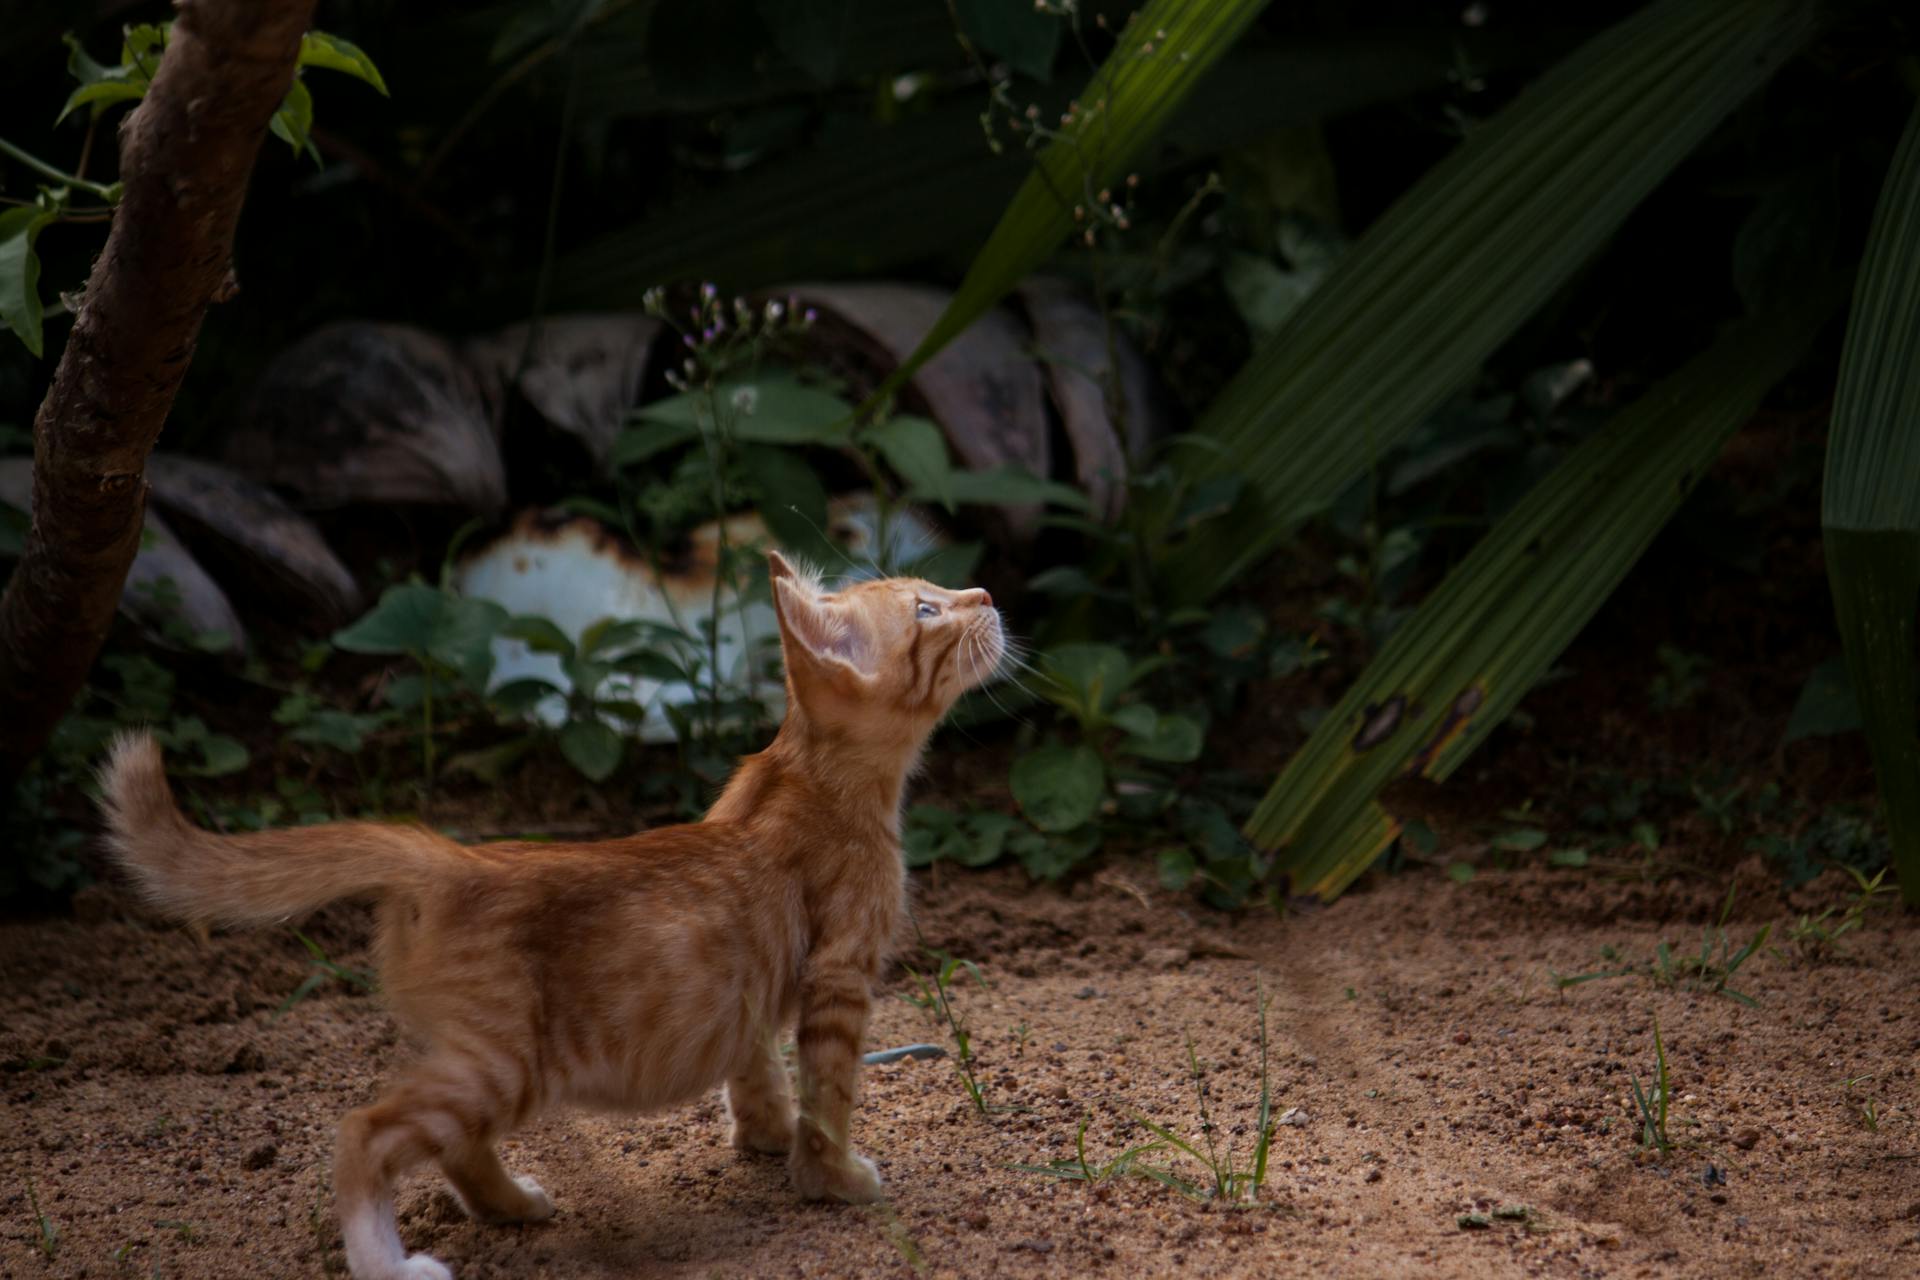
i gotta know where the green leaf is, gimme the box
[955,0,1062,81]
[0,208,55,357]
[940,464,1093,512]
[1039,644,1134,728]
[1491,828,1548,853]
[1249,307,1827,902]
[333,583,509,687]
[738,444,834,564]
[1167,0,1819,600]
[1019,826,1099,880]
[1011,744,1105,832]
[502,615,575,658]
[1156,846,1197,890]
[1782,656,1861,745]
[611,419,699,467]
[1116,709,1204,764]
[558,718,623,781]
[289,709,388,753]
[864,416,953,510]
[756,0,848,83]
[57,78,147,122]
[634,374,855,447]
[297,31,390,96]
[1823,102,1920,904]
[1549,848,1591,868]
[488,677,563,716]
[865,0,1270,406]
[269,77,317,158]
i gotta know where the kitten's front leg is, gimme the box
[788,962,883,1203]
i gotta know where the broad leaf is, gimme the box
[863,416,952,509]
[1822,102,1920,904]
[1252,307,1826,902]
[1011,743,1105,831]
[298,32,390,95]
[333,583,508,687]
[1039,643,1134,730]
[1167,0,1819,600]
[559,718,623,781]
[0,208,54,357]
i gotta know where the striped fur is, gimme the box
[97,551,1004,1280]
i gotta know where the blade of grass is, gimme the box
[1163,0,1817,600]
[1822,104,1920,906]
[1249,306,1828,902]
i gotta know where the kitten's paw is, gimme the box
[507,1174,555,1222]
[396,1254,455,1280]
[791,1152,884,1204]
[732,1115,795,1156]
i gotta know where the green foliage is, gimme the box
[1012,989,1277,1204]
[871,0,1270,403]
[1822,103,1920,906]
[1165,0,1818,597]
[1628,1015,1673,1155]
[901,949,1000,1116]
[1248,310,1823,904]
[0,24,387,354]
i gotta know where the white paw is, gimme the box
[510,1174,556,1222]
[397,1254,454,1280]
[793,1152,884,1204]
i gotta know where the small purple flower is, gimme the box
[803,308,819,324]
[700,282,718,300]
[683,334,696,348]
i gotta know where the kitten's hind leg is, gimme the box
[440,1143,555,1224]
[336,1064,500,1280]
[726,1033,795,1156]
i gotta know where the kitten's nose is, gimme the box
[962,588,992,609]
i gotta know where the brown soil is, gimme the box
[4,859,1916,1280]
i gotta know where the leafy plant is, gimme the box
[1012,988,1277,1204]
[486,615,689,782]
[1243,309,1824,902]
[1783,866,1898,958]
[331,581,509,793]
[1628,1014,1673,1156]
[901,948,999,1116]
[0,26,387,354]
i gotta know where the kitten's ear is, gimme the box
[772,576,872,678]
[767,549,799,583]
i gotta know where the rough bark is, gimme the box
[0,0,319,781]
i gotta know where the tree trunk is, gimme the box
[0,0,318,781]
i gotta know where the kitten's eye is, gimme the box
[915,601,940,620]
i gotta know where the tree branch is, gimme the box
[0,0,320,781]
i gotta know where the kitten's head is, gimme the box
[766,550,1005,736]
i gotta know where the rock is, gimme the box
[243,1142,278,1171]
[1143,946,1191,971]
[1731,1128,1761,1151]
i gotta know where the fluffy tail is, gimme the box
[97,731,472,926]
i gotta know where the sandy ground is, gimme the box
[3,858,1917,1280]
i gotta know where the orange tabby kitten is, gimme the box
[98,550,1004,1280]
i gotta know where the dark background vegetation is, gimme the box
[1,0,1916,912]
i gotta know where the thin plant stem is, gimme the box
[0,135,120,202]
